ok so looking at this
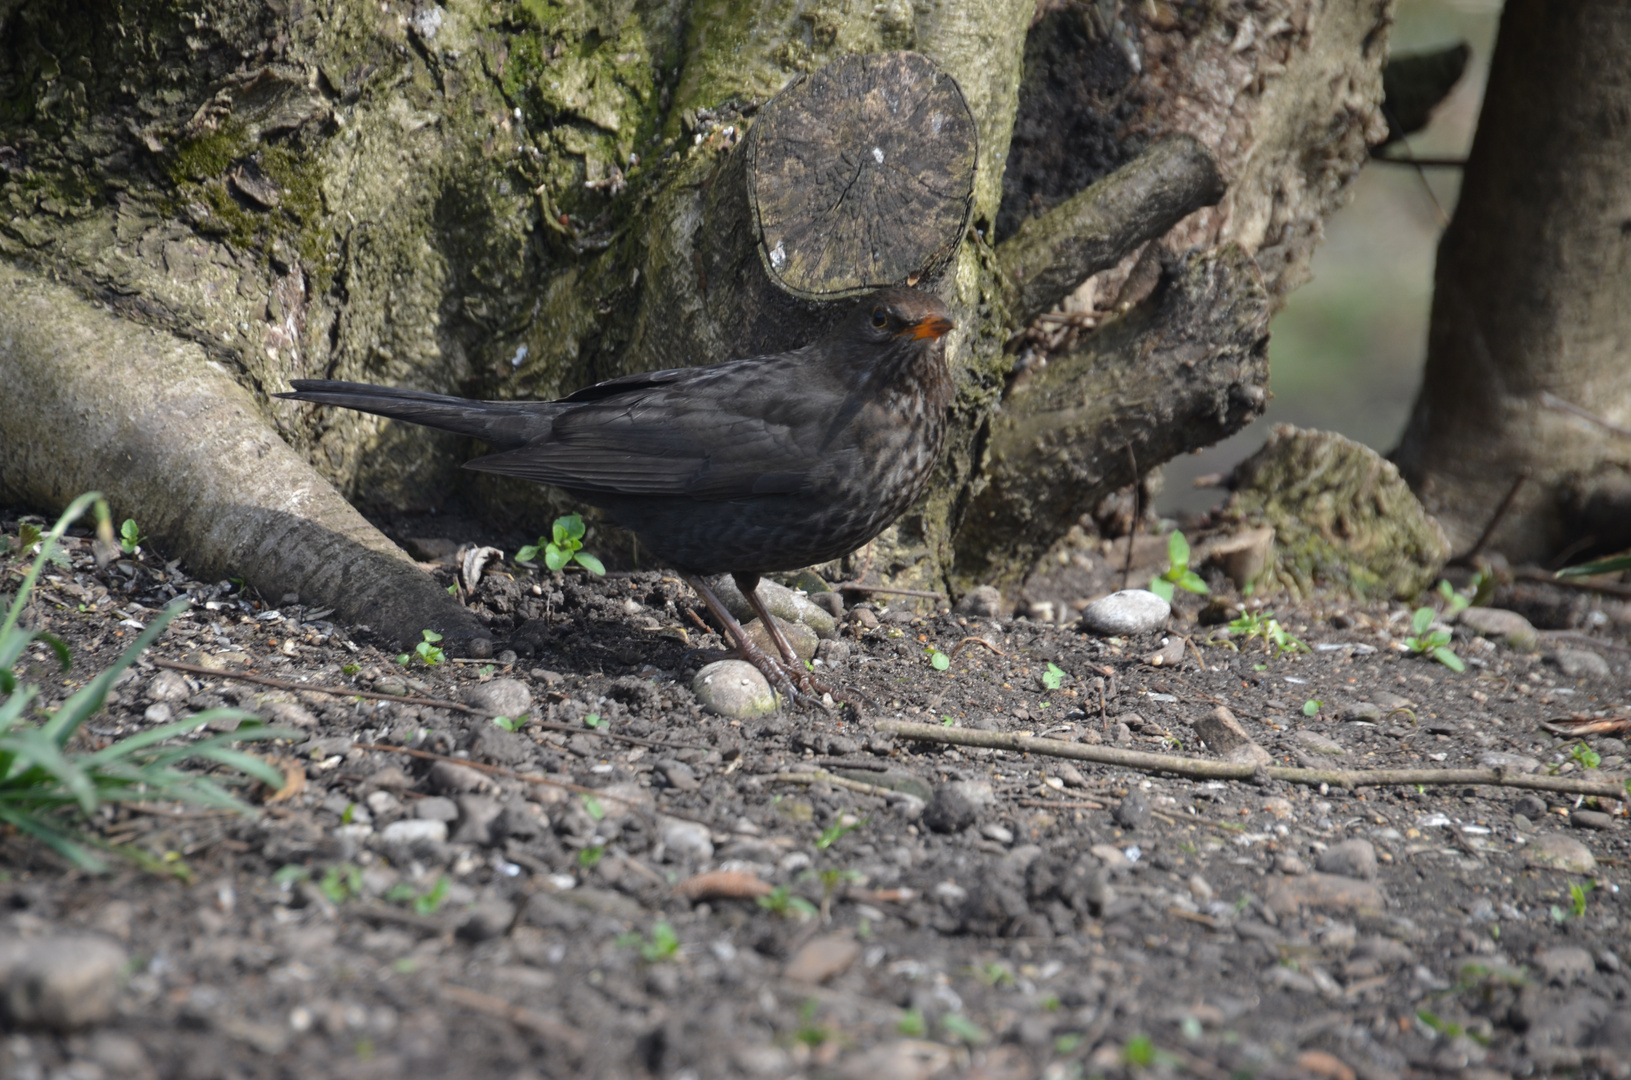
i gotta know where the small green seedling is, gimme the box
[941,1013,989,1046]
[1149,530,1210,603]
[927,646,950,671]
[896,1009,927,1037]
[803,866,863,921]
[1436,578,1472,617]
[1404,606,1464,672]
[1228,609,1307,656]
[756,884,818,919]
[629,920,680,962]
[794,1000,832,1047]
[581,793,606,821]
[319,863,364,904]
[815,815,868,850]
[342,663,360,676]
[577,845,605,869]
[1569,742,1601,770]
[1302,699,1322,717]
[492,715,524,733]
[583,713,605,729]
[386,875,450,915]
[397,629,445,667]
[1041,662,1065,690]
[119,518,144,555]
[518,512,605,576]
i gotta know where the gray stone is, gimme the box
[142,702,174,725]
[1315,839,1378,880]
[1480,751,1542,773]
[1570,809,1615,831]
[809,590,845,617]
[465,678,533,718]
[783,934,861,984]
[0,934,128,1030]
[1457,606,1539,651]
[815,638,851,667]
[1054,762,1088,788]
[456,898,517,942]
[380,819,448,846]
[262,700,318,728]
[655,759,700,792]
[414,796,459,822]
[691,660,778,719]
[1191,706,1272,766]
[428,760,494,794]
[745,615,819,662]
[1514,794,1549,819]
[712,575,838,639]
[452,794,503,845]
[1292,730,1346,756]
[145,669,190,702]
[1551,648,1611,680]
[659,817,714,863]
[923,784,980,834]
[492,801,548,842]
[1112,791,1150,830]
[1078,589,1170,636]
[1528,832,1597,873]
[980,822,1014,845]
[1536,946,1596,985]
[469,724,534,766]
[1265,872,1386,917]
[954,585,1005,619]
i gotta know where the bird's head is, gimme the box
[849,287,954,348]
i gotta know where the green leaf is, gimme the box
[1167,530,1190,569]
[577,845,605,869]
[640,920,679,962]
[119,519,141,553]
[516,544,541,563]
[1558,553,1631,578]
[421,629,442,644]
[1431,646,1466,673]
[930,649,950,671]
[1411,606,1434,636]
[941,1013,988,1045]
[1302,699,1321,717]
[896,1009,926,1037]
[583,713,603,729]
[1176,570,1211,595]
[556,513,586,543]
[544,545,570,572]
[574,551,606,576]
[413,876,450,915]
[1041,662,1064,690]
[1148,577,1175,602]
[582,793,605,821]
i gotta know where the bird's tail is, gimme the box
[276,380,556,450]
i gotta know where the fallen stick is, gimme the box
[774,769,921,800]
[875,721,1629,800]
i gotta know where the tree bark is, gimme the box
[1394,0,1631,564]
[0,0,1393,641]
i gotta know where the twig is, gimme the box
[774,769,920,800]
[1540,391,1631,440]
[874,720,1628,799]
[834,583,948,601]
[353,743,652,808]
[154,657,706,751]
[152,658,481,714]
[1514,566,1631,600]
[950,635,1006,660]
[1121,442,1138,591]
[440,985,587,1056]
[1455,468,1529,564]
[1016,797,1105,810]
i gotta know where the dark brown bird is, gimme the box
[277,287,955,703]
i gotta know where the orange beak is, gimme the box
[907,314,954,341]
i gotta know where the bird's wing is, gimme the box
[464,355,854,499]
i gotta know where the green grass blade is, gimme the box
[42,600,184,745]
[0,804,107,872]
[1557,553,1631,578]
[0,492,104,644]
[0,729,99,814]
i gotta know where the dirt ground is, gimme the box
[2,506,1628,1080]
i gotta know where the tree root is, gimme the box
[875,720,1629,800]
[0,261,489,655]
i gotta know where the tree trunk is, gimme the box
[1394,0,1631,565]
[0,0,1392,645]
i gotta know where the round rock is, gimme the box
[1528,832,1597,873]
[465,678,533,718]
[1078,590,1170,636]
[954,585,1005,619]
[923,783,979,834]
[1111,791,1150,830]
[1551,647,1611,679]
[1315,838,1378,880]
[692,660,779,719]
[0,934,128,1030]
[1456,606,1538,651]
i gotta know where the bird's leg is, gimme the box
[733,573,840,703]
[681,573,824,710]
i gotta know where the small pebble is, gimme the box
[414,796,459,822]
[954,585,1005,619]
[656,759,700,792]
[1551,647,1611,679]
[380,819,449,846]
[1078,589,1170,636]
[1112,791,1150,830]
[465,678,533,718]
[1315,839,1378,880]
[1276,854,1310,876]
[659,817,714,863]
[784,935,861,984]
[1456,607,1538,651]
[1534,945,1595,985]
[1528,832,1597,873]
[0,935,128,1030]
[1513,794,1548,819]
[923,784,979,834]
[980,822,1014,845]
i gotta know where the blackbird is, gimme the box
[278,287,955,703]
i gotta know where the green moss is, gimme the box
[167,120,250,185]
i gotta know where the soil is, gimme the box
[3,507,1629,1080]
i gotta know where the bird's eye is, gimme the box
[870,307,888,329]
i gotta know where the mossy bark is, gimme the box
[0,0,1394,635]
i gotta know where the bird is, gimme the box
[276,286,955,705]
